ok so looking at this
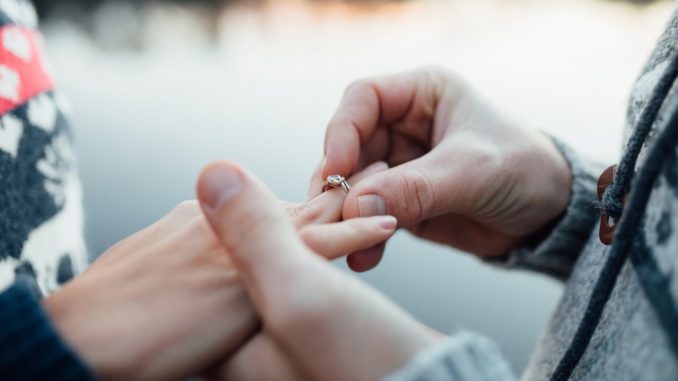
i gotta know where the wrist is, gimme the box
[43,279,134,380]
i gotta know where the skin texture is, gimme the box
[197,161,439,381]
[43,163,395,381]
[308,68,573,271]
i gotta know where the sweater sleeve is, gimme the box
[384,331,516,381]
[499,138,603,280]
[0,278,98,381]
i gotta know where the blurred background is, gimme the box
[38,0,673,374]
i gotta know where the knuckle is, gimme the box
[433,67,460,84]
[170,214,220,256]
[171,200,200,218]
[168,201,223,251]
[161,200,201,231]
[423,67,469,100]
[421,66,451,81]
[285,202,320,226]
[345,78,375,95]
[186,214,214,240]
[397,169,435,223]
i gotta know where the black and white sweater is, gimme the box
[0,1,93,379]
[0,0,87,295]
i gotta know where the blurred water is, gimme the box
[44,0,674,373]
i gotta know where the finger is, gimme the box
[312,69,442,197]
[356,125,390,170]
[307,158,325,199]
[287,161,388,228]
[299,216,396,260]
[197,161,312,309]
[342,147,480,227]
[307,127,389,200]
[198,163,433,381]
[346,243,385,273]
[322,72,421,181]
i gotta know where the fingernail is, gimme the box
[375,215,397,230]
[201,165,243,209]
[358,194,386,217]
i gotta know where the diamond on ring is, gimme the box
[323,175,351,193]
[327,175,345,186]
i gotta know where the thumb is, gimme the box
[342,152,457,226]
[196,161,311,308]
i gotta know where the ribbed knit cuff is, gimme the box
[0,278,97,381]
[384,331,516,381]
[503,138,603,280]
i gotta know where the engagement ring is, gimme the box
[323,175,351,193]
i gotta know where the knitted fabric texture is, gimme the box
[0,277,96,381]
[0,1,87,295]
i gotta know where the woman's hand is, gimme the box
[42,163,393,381]
[43,201,254,381]
[284,161,398,260]
[308,68,572,271]
[197,161,439,381]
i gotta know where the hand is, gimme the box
[197,161,438,381]
[309,68,572,271]
[283,161,398,260]
[43,164,394,381]
[202,161,401,381]
[43,201,254,381]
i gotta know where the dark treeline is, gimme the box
[31,0,263,21]
[31,0,419,21]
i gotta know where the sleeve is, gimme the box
[499,138,604,280]
[0,278,98,381]
[384,331,516,381]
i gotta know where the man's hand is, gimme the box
[309,68,572,271]
[197,161,438,381]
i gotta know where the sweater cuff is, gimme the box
[0,278,97,381]
[384,331,516,381]
[502,137,603,280]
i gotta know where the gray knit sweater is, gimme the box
[387,6,678,381]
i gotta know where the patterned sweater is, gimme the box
[0,0,92,379]
[388,5,678,381]
[0,0,86,295]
